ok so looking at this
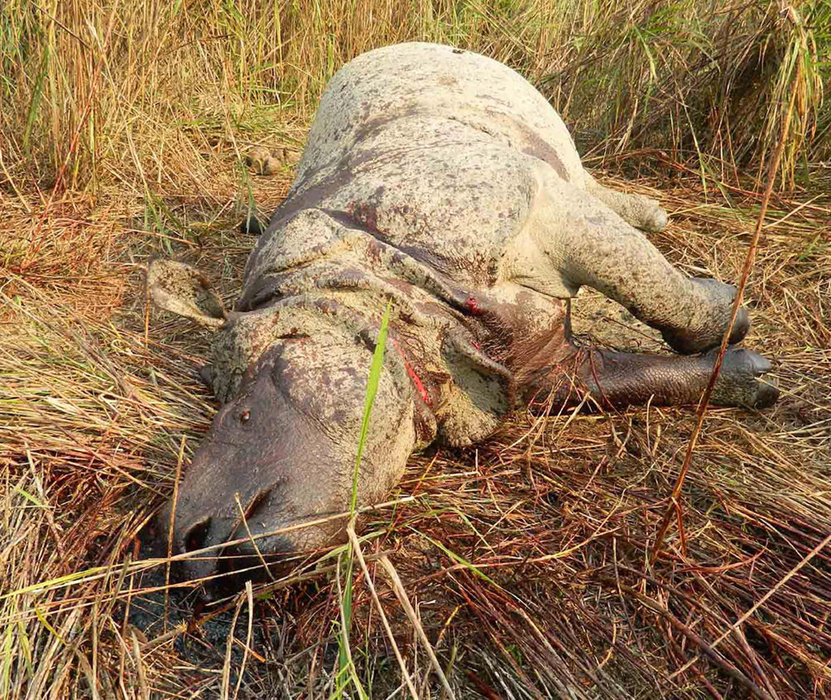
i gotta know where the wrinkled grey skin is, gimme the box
[147,43,777,587]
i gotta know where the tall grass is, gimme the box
[1,0,828,197]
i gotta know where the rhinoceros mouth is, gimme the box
[171,480,304,589]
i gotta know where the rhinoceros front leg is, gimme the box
[584,173,668,233]
[523,346,778,410]
[528,179,749,355]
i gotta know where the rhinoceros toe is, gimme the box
[711,348,779,408]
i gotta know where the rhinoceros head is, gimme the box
[146,260,336,588]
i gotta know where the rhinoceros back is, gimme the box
[295,42,586,190]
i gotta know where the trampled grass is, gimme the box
[1,1,830,697]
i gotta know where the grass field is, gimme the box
[1,1,830,697]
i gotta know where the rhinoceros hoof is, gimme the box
[710,348,779,408]
[661,279,749,354]
[642,203,668,233]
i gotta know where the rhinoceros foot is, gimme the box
[640,199,668,233]
[710,348,779,408]
[661,278,749,354]
[618,191,668,233]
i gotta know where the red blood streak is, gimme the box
[392,340,431,404]
[464,294,481,315]
[404,360,430,404]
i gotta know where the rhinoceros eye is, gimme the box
[240,409,251,424]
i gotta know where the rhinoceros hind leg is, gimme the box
[533,181,747,355]
[526,346,778,410]
[585,174,668,233]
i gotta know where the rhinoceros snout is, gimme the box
[158,342,365,588]
[166,513,231,584]
[168,486,299,587]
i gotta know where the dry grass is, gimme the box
[2,0,829,192]
[2,157,829,698]
[2,1,831,697]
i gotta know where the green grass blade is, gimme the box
[338,301,391,697]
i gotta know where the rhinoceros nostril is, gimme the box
[183,518,211,553]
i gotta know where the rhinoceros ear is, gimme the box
[146,259,227,328]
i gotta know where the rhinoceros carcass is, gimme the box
[147,42,777,586]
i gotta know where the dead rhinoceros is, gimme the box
[147,42,777,584]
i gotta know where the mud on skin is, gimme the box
[147,42,778,590]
